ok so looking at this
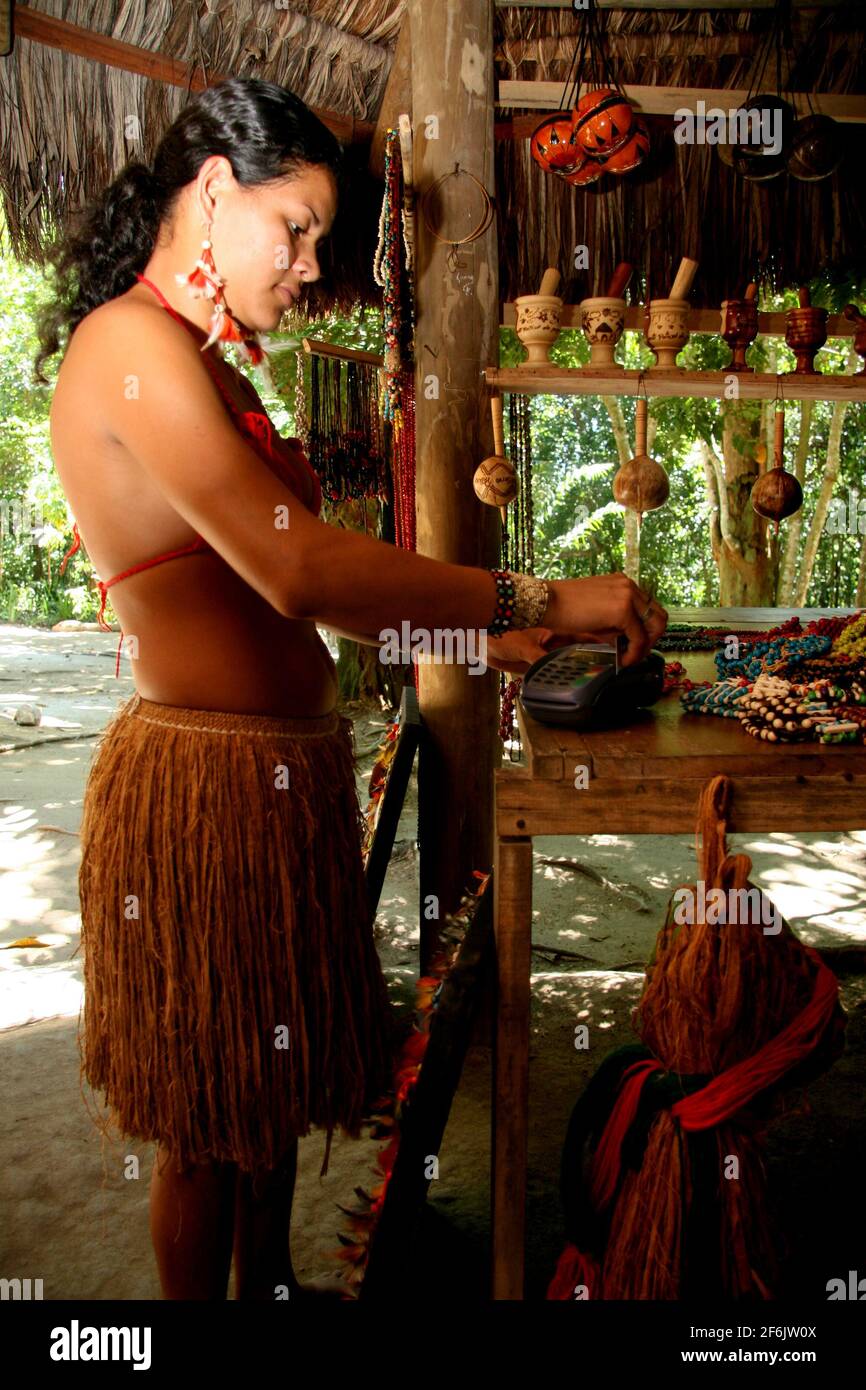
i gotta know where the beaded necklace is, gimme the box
[833,611,866,660]
[373,129,412,435]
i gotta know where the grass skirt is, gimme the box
[76,692,396,1177]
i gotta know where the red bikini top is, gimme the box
[59,274,322,676]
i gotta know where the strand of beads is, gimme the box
[716,631,831,680]
[737,674,866,744]
[796,654,866,686]
[827,704,866,741]
[832,611,866,660]
[374,129,405,434]
[737,676,832,742]
[657,617,802,653]
[681,677,752,718]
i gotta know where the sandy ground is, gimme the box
[1,622,864,1301]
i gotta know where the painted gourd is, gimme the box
[573,87,634,157]
[531,115,581,172]
[603,116,651,175]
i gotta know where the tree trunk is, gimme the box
[776,399,813,604]
[856,535,866,606]
[793,366,855,604]
[603,397,641,584]
[701,400,776,605]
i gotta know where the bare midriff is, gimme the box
[104,555,339,717]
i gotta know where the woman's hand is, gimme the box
[484,627,559,675]
[543,574,668,667]
[484,625,623,675]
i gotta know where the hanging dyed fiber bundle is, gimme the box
[548,774,846,1301]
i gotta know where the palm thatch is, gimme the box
[495,1,866,306]
[1,1,865,315]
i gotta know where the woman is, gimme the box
[37,77,667,1300]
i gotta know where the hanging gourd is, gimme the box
[602,116,651,176]
[474,394,517,524]
[750,404,803,534]
[563,155,605,186]
[787,114,842,181]
[530,115,581,174]
[613,395,669,525]
[572,87,634,157]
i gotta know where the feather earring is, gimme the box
[176,233,265,366]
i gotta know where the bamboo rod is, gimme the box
[302,337,384,365]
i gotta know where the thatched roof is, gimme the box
[1,1,865,314]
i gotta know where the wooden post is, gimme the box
[408,0,501,973]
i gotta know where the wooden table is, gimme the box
[490,646,866,1300]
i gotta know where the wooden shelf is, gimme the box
[484,365,866,402]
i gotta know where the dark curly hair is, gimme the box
[33,77,344,384]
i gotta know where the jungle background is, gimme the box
[3,224,866,702]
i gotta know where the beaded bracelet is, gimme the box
[486,569,549,637]
[487,570,516,638]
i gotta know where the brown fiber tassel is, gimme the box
[75,694,396,1179]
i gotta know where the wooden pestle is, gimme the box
[798,286,811,309]
[605,261,633,298]
[668,256,699,301]
[744,282,757,301]
[538,268,561,297]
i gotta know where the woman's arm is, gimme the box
[89,301,665,664]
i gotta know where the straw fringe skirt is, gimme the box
[76,692,395,1177]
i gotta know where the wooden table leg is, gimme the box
[491,832,533,1300]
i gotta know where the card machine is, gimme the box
[519,642,665,729]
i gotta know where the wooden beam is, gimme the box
[498,33,760,62]
[12,3,373,144]
[497,80,866,123]
[368,9,412,178]
[493,1,846,9]
[484,365,866,403]
[409,0,500,986]
[501,305,858,338]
